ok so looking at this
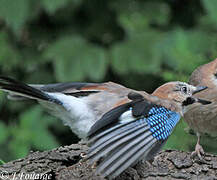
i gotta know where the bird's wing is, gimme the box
[32,82,105,95]
[87,98,181,179]
[5,79,110,100]
[0,76,138,102]
[0,76,180,112]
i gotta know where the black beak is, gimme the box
[196,98,212,105]
[192,86,208,95]
[183,97,212,106]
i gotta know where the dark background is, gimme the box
[0,0,216,162]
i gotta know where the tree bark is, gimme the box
[0,142,217,180]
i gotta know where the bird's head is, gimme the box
[152,81,210,106]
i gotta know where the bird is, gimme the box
[0,77,211,179]
[184,58,217,158]
[0,77,209,140]
[87,81,210,179]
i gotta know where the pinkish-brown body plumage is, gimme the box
[184,58,217,157]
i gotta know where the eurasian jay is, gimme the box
[0,77,207,138]
[0,76,210,178]
[87,81,210,179]
[184,58,217,158]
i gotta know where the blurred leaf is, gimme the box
[202,0,217,25]
[9,122,31,158]
[32,126,58,150]
[9,139,30,158]
[158,30,199,72]
[113,1,170,34]
[20,106,59,148]
[0,32,21,70]
[84,52,108,81]
[156,29,215,80]
[40,0,70,14]
[19,106,44,129]
[0,91,5,106]
[187,31,217,60]
[144,2,170,26]
[55,59,84,81]
[9,106,59,158]
[0,0,30,34]
[0,159,5,165]
[111,31,162,75]
[44,36,107,81]
[0,122,8,144]
[162,70,188,82]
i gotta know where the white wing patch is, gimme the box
[41,93,96,138]
[119,109,136,123]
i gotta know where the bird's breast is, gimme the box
[184,102,217,137]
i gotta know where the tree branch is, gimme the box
[0,142,217,180]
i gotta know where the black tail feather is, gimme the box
[0,76,52,102]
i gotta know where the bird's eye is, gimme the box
[181,86,187,93]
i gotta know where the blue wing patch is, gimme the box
[87,100,181,179]
[118,106,180,140]
[146,106,180,140]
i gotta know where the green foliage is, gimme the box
[0,122,8,144]
[0,159,5,165]
[44,36,107,81]
[0,32,21,71]
[0,0,216,161]
[111,31,162,74]
[202,0,217,26]
[40,0,71,14]
[164,119,195,151]
[165,119,217,155]
[0,0,31,34]
[0,105,59,160]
